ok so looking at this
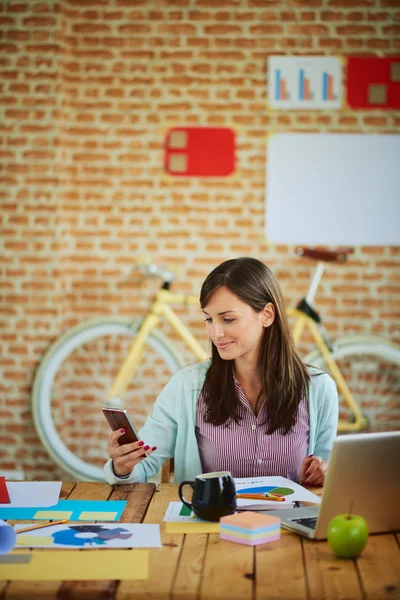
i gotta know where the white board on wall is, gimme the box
[266,133,400,246]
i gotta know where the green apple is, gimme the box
[327,513,369,558]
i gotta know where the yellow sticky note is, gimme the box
[17,535,53,546]
[166,522,220,534]
[0,550,149,581]
[79,511,118,521]
[34,511,73,520]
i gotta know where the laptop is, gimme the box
[263,431,400,540]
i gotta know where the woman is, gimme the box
[104,257,338,487]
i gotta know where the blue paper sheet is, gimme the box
[0,500,127,521]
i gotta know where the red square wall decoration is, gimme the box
[164,127,236,177]
[347,57,400,110]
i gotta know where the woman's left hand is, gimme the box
[298,455,328,486]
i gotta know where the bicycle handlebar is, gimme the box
[134,263,177,283]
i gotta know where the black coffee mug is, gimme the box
[178,471,236,522]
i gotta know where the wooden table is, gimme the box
[1,481,399,599]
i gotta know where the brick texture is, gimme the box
[1,0,399,480]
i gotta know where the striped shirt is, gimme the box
[195,376,310,482]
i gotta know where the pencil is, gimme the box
[16,519,69,534]
[261,493,284,501]
[236,493,286,502]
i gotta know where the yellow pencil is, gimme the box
[262,493,284,501]
[16,519,69,534]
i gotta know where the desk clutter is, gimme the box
[0,477,160,582]
[162,476,320,534]
[0,476,316,582]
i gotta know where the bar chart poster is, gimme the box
[268,56,342,109]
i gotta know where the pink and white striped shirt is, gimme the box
[195,377,310,482]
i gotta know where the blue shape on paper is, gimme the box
[237,486,276,496]
[0,500,127,521]
[52,527,101,547]
[51,524,132,547]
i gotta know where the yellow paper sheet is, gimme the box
[0,550,149,581]
[79,511,118,521]
[166,522,220,534]
[17,535,53,546]
[34,511,73,520]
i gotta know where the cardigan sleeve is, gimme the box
[104,371,181,484]
[313,372,339,461]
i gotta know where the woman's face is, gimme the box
[202,286,274,364]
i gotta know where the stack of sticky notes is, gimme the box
[220,511,280,546]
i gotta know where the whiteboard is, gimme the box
[266,133,400,246]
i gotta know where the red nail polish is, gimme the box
[120,428,126,433]
[138,441,144,446]
[151,446,157,451]
[306,470,311,477]
[143,445,150,451]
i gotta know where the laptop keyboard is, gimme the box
[291,516,318,530]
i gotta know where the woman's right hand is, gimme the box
[108,428,157,477]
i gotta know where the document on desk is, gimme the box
[15,522,161,549]
[0,481,62,508]
[163,503,220,533]
[234,476,321,510]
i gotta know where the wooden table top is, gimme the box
[1,481,399,600]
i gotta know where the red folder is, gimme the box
[0,476,10,503]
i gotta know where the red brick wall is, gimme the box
[1,0,399,480]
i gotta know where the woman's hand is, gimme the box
[299,455,327,486]
[108,428,157,477]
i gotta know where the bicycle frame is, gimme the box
[288,306,368,431]
[288,260,366,430]
[106,289,208,402]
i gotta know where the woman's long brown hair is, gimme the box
[199,257,310,434]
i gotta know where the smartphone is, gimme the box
[102,408,141,446]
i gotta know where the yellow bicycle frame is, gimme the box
[107,289,208,402]
[288,307,368,432]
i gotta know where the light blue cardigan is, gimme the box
[104,360,338,485]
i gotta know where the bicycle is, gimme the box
[32,248,400,481]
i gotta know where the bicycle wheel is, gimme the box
[305,336,400,432]
[32,317,185,481]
